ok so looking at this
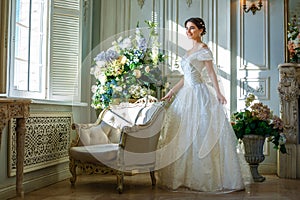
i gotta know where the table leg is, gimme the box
[16,118,26,198]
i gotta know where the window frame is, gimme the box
[8,0,82,102]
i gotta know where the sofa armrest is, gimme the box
[119,102,166,148]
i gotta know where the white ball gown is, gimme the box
[156,47,251,192]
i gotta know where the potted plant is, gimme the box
[231,94,287,182]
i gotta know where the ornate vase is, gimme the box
[242,134,266,182]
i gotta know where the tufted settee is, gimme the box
[69,96,166,193]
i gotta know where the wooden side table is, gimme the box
[0,98,31,198]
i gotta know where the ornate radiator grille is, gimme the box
[8,112,72,177]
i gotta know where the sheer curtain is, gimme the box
[92,0,131,51]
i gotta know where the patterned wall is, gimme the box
[8,112,72,177]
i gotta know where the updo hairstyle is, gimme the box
[184,17,207,36]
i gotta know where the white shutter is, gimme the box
[49,0,81,101]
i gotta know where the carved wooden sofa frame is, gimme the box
[69,97,165,193]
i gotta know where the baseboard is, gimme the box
[259,163,277,174]
[0,168,71,200]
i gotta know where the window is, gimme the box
[9,0,81,101]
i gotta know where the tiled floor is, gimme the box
[9,173,300,200]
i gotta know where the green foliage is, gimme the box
[231,94,287,154]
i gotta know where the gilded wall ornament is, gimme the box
[137,0,145,9]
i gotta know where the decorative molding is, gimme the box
[240,1,269,70]
[277,63,300,179]
[137,0,145,9]
[8,112,72,177]
[277,63,300,178]
[240,77,270,99]
[186,0,192,7]
[278,63,300,144]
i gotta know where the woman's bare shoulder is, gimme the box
[199,43,208,48]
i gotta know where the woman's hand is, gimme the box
[217,92,227,104]
[161,89,174,102]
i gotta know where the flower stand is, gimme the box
[242,135,266,182]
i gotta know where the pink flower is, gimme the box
[288,41,296,54]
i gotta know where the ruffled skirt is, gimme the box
[156,83,251,192]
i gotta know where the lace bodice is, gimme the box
[181,48,213,87]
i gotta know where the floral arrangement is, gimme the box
[287,15,300,63]
[90,21,166,109]
[231,94,287,154]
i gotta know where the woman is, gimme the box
[156,17,250,192]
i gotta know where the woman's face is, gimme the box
[185,21,203,40]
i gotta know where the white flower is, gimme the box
[107,46,117,52]
[151,47,159,64]
[152,46,159,57]
[135,28,140,35]
[145,66,151,73]
[279,133,287,145]
[136,35,141,42]
[128,85,141,97]
[97,73,107,85]
[115,86,123,92]
[140,87,148,96]
[133,69,142,78]
[91,85,98,93]
[90,66,95,75]
[120,38,132,49]
[96,60,106,68]
[112,41,118,46]
[99,86,106,94]
[93,66,102,79]
[117,37,123,43]
[119,55,127,65]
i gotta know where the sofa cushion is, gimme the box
[70,144,119,165]
[79,121,121,146]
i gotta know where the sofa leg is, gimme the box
[150,170,156,186]
[69,158,77,186]
[116,170,124,193]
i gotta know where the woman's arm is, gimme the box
[204,60,227,104]
[161,78,184,101]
